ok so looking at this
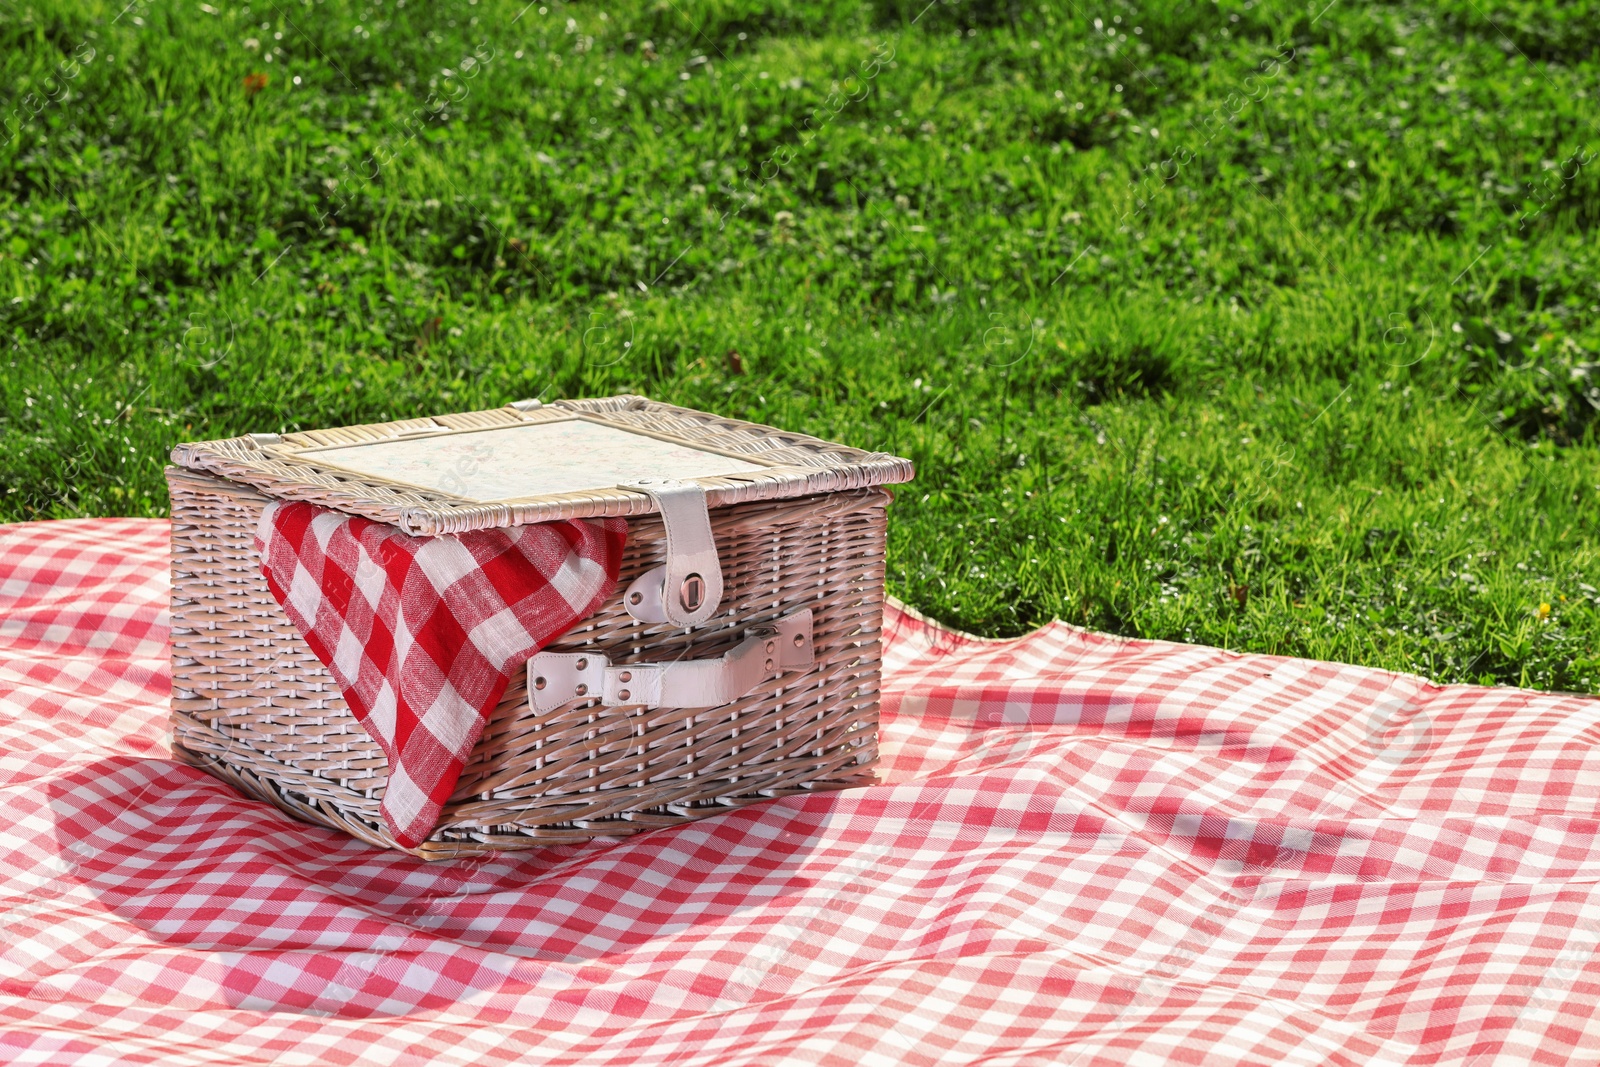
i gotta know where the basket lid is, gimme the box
[170,395,914,535]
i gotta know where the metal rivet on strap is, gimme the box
[619,671,632,683]
[619,689,631,701]
[533,676,547,690]
[575,683,588,697]
[576,657,588,670]
[793,633,805,647]
[764,659,774,671]
[629,591,643,606]
[679,573,705,613]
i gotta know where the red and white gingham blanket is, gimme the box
[4,518,1600,1066]
[254,501,627,848]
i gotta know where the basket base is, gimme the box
[173,734,874,859]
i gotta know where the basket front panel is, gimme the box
[166,468,888,858]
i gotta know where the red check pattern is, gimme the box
[4,518,1600,1065]
[254,502,626,847]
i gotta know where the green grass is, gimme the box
[4,0,1600,691]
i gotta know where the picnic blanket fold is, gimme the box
[253,500,627,847]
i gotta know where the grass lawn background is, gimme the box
[3,0,1599,692]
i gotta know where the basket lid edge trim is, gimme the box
[167,396,914,533]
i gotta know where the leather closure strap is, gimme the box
[624,479,723,629]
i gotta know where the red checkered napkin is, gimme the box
[254,501,626,847]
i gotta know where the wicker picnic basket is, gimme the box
[166,395,913,858]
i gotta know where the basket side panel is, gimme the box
[167,467,400,849]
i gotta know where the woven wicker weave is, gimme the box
[166,397,910,858]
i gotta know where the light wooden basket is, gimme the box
[166,396,913,858]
